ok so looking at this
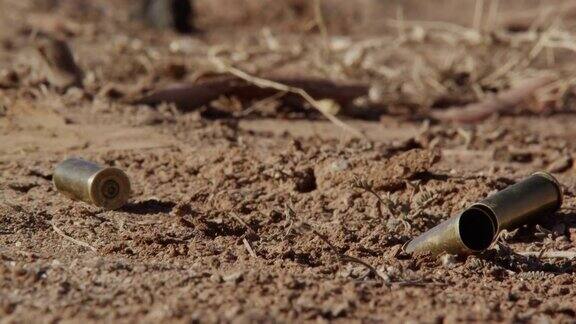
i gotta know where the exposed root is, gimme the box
[431,75,555,123]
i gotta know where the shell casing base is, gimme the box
[53,158,130,210]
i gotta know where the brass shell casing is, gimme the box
[405,172,562,256]
[53,158,131,210]
[405,206,497,256]
[473,171,562,232]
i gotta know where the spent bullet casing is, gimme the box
[472,171,562,231]
[53,158,131,210]
[405,172,562,256]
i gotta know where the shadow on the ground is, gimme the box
[121,199,176,215]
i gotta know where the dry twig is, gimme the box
[134,76,368,113]
[243,238,258,258]
[51,221,97,253]
[313,0,329,49]
[209,53,365,138]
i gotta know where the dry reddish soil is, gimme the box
[2,0,576,323]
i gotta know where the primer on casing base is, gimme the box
[53,158,131,210]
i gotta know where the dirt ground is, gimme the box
[2,0,576,322]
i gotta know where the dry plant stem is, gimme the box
[210,55,365,139]
[313,0,329,50]
[237,90,287,117]
[472,0,485,31]
[432,75,555,123]
[396,5,406,39]
[480,56,521,85]
[51,222,97,253]
[310,228,388,282]
[135,76,368,111]
[362,185,387,208]
[486,0,500,29]
[517,251,576,259]
[352,177,384,216]
[243,238,258,258]
[352,176,394,217]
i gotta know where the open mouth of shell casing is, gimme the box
[458,205,498,252]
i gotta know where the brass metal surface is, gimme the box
[405,172,562,256]
[53,158,130,210]
[405,206,497,255]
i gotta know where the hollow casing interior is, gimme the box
[458,206,497,252]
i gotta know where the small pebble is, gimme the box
[547,155,572,173]
[223,271,244,283]
[440,254,457,268]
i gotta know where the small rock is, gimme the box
[343,47,364,67]
[292,167,317,193]
[493,147,533,163]
[325,301,351,317]
[439,254,456,268]
[316,99,340,116]
[330,159,349,172]
[223,271,244,283]
[465,256,483,271]
[209,273,222,283]
[8,182,37,193]
[224,305,242,319]
[0,69,18,88]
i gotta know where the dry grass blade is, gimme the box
[313,0,329,49]
[472,0,485,31]
[351,176,385,205]
[210,54,365,139]
[243,238,258,258]
[237,90,287,117]
[51,222,97,253]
